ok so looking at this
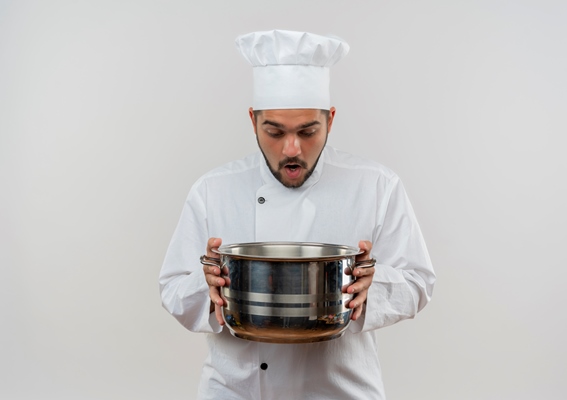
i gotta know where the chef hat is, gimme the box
[235,29,350,110]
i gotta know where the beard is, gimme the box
[257,138,327,189]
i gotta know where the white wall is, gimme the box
[1,1,566,399]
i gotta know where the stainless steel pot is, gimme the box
[200,242,375,344]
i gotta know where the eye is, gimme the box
[266,130,284,138]
[299,129,317,137]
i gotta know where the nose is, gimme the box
[282,135,301,157]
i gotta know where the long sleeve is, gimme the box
[350,175,435,332]
[159,183,222,333]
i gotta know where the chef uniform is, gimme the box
[159,30,435,400]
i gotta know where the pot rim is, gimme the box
[213,241,363,261]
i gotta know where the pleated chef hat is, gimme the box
[235,29,350,110]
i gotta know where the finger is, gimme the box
[356,240,372,261]
[205,274,226,288]
[203,263,221,277]
[351,304,363,320]
[347,276,372,294]
[359,239,372,252]
[207,237,222,257]
[348,285,368,307]
[204,237,223,279]
[353,267,376,278]
[348,294,364,316]
[350,290,368,306]
[215,304,225,326]
[353,240,372,279]
[209,286,225,306]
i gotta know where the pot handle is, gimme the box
[353,258,376,269]
[200,255,221,267]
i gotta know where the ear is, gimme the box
[248,107,257,135]
[327,106,336,134]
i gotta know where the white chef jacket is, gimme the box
[160,146,435,400]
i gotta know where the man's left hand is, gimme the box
[346,240,375,321]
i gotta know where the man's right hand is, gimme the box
[203,237,226,326]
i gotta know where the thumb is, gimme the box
[207,237,222,257]
[357,240,372,260]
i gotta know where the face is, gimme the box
[250,107,336,188]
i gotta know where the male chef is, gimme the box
[160,29,435,399]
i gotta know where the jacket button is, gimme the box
[258,197,265,204]
[260,363,268,370]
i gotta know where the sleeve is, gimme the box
[349,175,436,333]
[158,182,223,333]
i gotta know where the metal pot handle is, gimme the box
[353,258,376,269]
[200,255,221,267]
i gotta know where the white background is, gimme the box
[1,0,566,399]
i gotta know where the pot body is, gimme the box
[215,242,360,344]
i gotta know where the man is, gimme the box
[160,30,435,399]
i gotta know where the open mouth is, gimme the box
[277,157,307,181]
[284,163,303,179]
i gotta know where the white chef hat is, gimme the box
[235,29,350,110]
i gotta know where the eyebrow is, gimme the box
[262,120,321,130]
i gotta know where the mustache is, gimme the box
[278,157,308,169]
